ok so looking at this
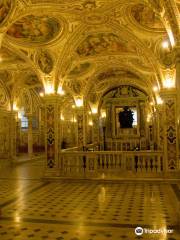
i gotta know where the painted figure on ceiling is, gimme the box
[0,0,11,25]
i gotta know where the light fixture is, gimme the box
[71,117,77,123]
[162,40,169,49]
[88,120,93,126]
[147,114,151,123]
[75,98,83,107]
[18,111,22,119]
[92,107,98,114]
[101,111,106,118]
[157,97,163,105]
[72,105,75,109]
[57,85,65,95]
[39,92,44,97]
[13,103,18,111]
[153,86,158,92]
[150,102,154,106]
[45,83,54,94]
[164,78,174,88]
[60,114,64,120]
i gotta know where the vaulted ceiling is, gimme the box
[0,0,179,110]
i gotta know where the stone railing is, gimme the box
[58,150,164,178]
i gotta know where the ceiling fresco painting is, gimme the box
[0,0,11,25]
[0,47,25,64]
[131,4,165,30]
[7,15,60,44]
[0,0,178,111]
[37,50,53,74]
[25,74,40,86]
[68,62,91,76]
[77,33,137,57]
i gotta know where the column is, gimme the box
[161,90,179,171]
[139,101,146,137]
[175,46,180,158]
[27,114,33,158]
[156,104,165,151]
[44,95,61,177]
[92,113,99,143]
[76,107,86,147]
[9,110,17,161]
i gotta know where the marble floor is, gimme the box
[0,158,179,240]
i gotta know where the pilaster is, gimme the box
[92,113,100,143]
[160,90,179,171]
[26,114,33,159]
[76,107,86,146]
[44,95,61,177]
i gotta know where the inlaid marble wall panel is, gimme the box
[164,98,178,170]
[0,112,10,158]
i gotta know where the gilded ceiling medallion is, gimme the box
[131,4,165,31]
[0,0,12,26]
[77,33,136,57]
[7,15,61,45]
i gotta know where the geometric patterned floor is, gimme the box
[0,160,179,240]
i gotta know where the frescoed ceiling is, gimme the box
[7,15,61,45]
[0,0,12,26]
[0,0,179,107]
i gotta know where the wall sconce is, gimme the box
[75,98,83,107]
[45,83,54,95]
[18,111,22,119]
[153,86,158,92]
[88,120,93,126]
[57,85,65,95]
[162,40,169,49]
[71,117,77,123]
[101,111,106,118]
[163,69,175,88]
[39,92,44,97]
[60,114,64,121]
[157,97,163,105]
[147,114,151,123]
[92,107,98,114]
[13,103,18,111]
[164,78,174,88]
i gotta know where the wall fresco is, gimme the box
[77,33,136,57]
[0,0,11,25]
[132,4,164,30]
[7,15,60,43]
